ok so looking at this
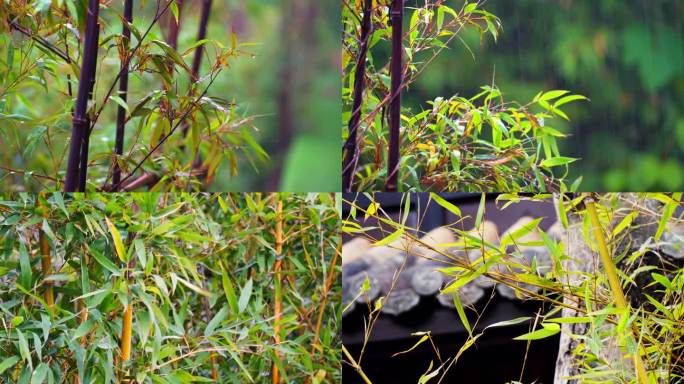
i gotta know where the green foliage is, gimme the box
[0,193,340,383]
[0,1,340,191]
[342,1,586,191]
[0,1,267,191]
[404,0,684,190]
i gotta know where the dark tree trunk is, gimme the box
[342,0,372,192]
[113,0,134,190]
[64,0,100,192]
[385,0,403,192]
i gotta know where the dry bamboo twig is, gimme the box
[37,194,54,310]
[272,198,284,384]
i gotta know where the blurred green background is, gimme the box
[204,0,340,192]
[0,0,340,192]
[404,0,684,191]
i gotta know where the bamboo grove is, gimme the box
[0,1,266,192]
[0,193,341,383]
[341,1,588,192]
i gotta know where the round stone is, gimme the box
[380,289,420,315]
[411,266,444,295]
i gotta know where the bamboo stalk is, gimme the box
[120,234,137,375]
[585,197,649,384]
[113,0,134,190]
[310,240,340,356]
[272,199,284,384]
[342,0,372,192]
[78,23,100,192]
[191,0,212,82]
[385,0,403,192]
[342,345,372,384]
[64,0,100,192]
[120,303,133,361]
[166,0,183,50]
[37,194,54,309]
[181,0,213,170]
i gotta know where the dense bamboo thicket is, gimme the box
[0,193,340,383]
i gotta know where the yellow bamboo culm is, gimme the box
[38,194,54,309]
[585,197,649,384]
[120,303,133,361]
[210,352,218,380]
[272,199,284,384]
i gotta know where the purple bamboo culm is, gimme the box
[385,0,403,192]
[182,0,212,171]
[191,0,212,81]
[78,23,100,192]
[182,0,212,142]
[113,0,134,190]
[64,0,100,192]
[342,0,372,193]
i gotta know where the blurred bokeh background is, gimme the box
[403,0,684,190]
[0,0,340,192]
[205,0,340,191]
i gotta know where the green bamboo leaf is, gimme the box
[105,217,126,262]
[19,242,32,289]
[373,228,404,247]
[540,156,577,168]
[0,356,20,375]
[204,307,228,336]
[89,248,120,274]
[500,217,544,248]
[30,362,48,384]
[430,193,461,217]
[110,95,129,114]
[474,193,486,228]
[221,268,239,314]
[452,293,472,337]
[16,329,32,370]
[513,322,560,340]
[536,90,569,103]
[238,278,253,313]
[485,317,531,329]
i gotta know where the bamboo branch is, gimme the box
[110,73,219,191]
[88,0,173,136]
[585,196,649,384]
[342,345,373,384]
[342,0,372,193]
[113,0,134,190]
[64,0,100,192]
[8,20,72,64]
[385,0,403,192]
[272,198,284,384]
